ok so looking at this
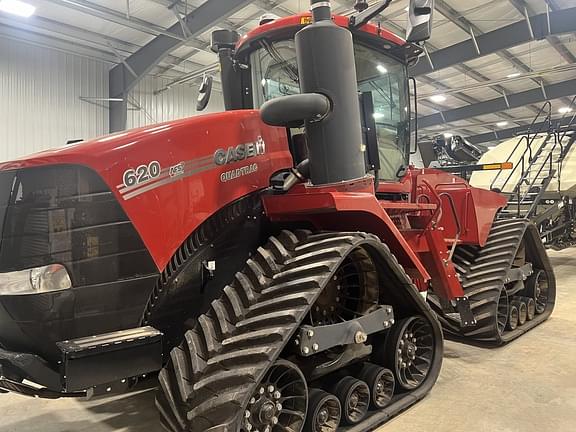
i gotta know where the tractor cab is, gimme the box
[209,7,427,183]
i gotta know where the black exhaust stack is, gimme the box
[261,0,366,185]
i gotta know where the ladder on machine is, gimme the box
[490,98,576,220]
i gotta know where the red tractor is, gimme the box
[0,1,554,431]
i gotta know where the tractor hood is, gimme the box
[0,110,292,270]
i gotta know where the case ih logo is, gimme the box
[214,136,266,166]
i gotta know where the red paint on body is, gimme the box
[0,111,293,271]
[237,13,406,52]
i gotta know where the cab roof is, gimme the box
[237,13,406,52]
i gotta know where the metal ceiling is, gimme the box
[0,0,575,143]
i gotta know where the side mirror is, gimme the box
[406,0,434,43]
[261,93,330,128]
[196,75,213,112]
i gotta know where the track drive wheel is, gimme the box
[304,389,341,432]
[382,316,435,391]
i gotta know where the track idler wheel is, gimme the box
[507,305,519,331]
[526,269,550,314]
[332,377,370,425]
[383,316,435,391]
[511,299,527,326]
[358,363,395,409]
[304,389,341,432]
[243,360,308,432]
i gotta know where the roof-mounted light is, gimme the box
[259,13,279,26]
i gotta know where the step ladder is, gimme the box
[490,99,576,220]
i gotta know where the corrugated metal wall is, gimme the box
[0,36,109,161]
[0,37,226,163]
[127,76,224,129]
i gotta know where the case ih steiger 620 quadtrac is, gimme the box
[0,1,555,431]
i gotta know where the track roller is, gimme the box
[507,305,519,331]
[357,363,395,409]
[332,376,370,425]
[519,296,536,321]
[511,299,527,326]
[304,389,341,432]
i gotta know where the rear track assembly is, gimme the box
[432,219,556,345]
[157,230,443,431]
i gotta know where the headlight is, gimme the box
[0,264,72,295]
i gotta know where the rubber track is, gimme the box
[431,219,555,345]
[156,230,397,432]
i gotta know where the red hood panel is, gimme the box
[1,111,293,270]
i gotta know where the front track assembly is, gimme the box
[157,231,443,431]
[433,219,556,345]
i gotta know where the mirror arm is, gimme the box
[349,0,393,29]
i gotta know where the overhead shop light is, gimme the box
[430,94,446,103]
[0,0,36,17]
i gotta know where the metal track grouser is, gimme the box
[0,1,555,431]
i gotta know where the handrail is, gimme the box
[419,180,464,259]
[557,95,576,144]
[490,101,553,192]
[491,135,529,192]
[527,100,552,140]
[438,192,462,261]
[512,133,559,216]
[519,153,552,205]
[418,180,443,229]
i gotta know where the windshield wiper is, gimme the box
[260,40,300,84]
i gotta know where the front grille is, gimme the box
[0,164,159,361]
[0,165,157,285]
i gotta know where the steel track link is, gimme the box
[156,230,443,432]
[431,219,556,345]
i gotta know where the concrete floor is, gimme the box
[1,249,575,432]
